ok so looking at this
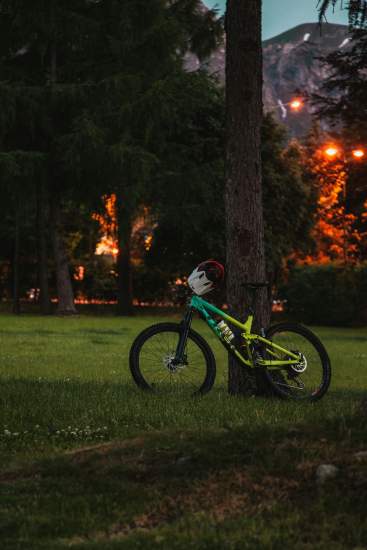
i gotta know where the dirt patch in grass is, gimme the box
[66,467,302,545]
[64,436,146,460]
[0,467,41,484]
[0,437,146,485]
[62,429,367,546]
[62,436,316,545]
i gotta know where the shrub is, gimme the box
[281,264,367,326]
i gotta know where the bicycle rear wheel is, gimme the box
[263,323,331,401]
[129,323,216,396]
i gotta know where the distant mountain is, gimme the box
[185,22,351,137]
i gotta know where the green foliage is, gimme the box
[282,263,367,325]
[314,28,367,143]
[145,71,225,279]
[0,0,223,307]
[262,115,316,275]
[141,112,317,298]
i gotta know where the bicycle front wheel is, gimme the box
[263,323,331,401]
[129,323,216,396]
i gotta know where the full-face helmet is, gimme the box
[187,260,224,296]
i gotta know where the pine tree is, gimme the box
[318,0,367,27]
[0,1,99,314]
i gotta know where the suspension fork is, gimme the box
[174,307,194,363]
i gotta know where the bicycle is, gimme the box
[129,276,331,401]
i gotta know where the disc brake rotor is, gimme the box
[290,351,307,374]
[162,353,187,372]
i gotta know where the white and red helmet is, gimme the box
[188,260,224,296]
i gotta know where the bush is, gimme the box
[282,264,367,326]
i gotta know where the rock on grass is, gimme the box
[316,464,339,484]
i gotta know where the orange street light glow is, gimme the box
[290,99,303,111]
[352,148,365,159]
[324,146,339,158]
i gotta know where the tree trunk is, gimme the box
[51,196,77,315]
[47,9,76,315]
[116,191,133,316]
[36,180,52,314]
[225,0,270,394]
[12,201,21,315]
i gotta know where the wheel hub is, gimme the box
[162,353,187,372]
[290,351,307,374]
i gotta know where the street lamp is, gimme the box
[289,98,304,112]
[324,146,339,158]
[272,96,305,119]
[352,148,365,159]
[323,144,365,162]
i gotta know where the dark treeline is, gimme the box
[0,0,223,314]
[0,0,314,315]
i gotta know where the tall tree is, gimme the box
[36,178,51,314]
[225,0,268,394]
[63,1,222,315]
[0,151,43,312]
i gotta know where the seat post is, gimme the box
[246,287,257,317]
[241,281,270,320]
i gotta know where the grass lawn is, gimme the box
[0,313,366,549]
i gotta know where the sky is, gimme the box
[203,1,349,40]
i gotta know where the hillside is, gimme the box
[185,22,350,137]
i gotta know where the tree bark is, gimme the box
[36,180,52,314]
[116,190,134,316]
[12,201,21,315]
[47,2,76,315]
[51,196,77,315]
[225,0,270,394]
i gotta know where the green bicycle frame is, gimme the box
[189,295,300,370]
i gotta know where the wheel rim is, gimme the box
[137,330,209,395]
[265,329,326,399]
